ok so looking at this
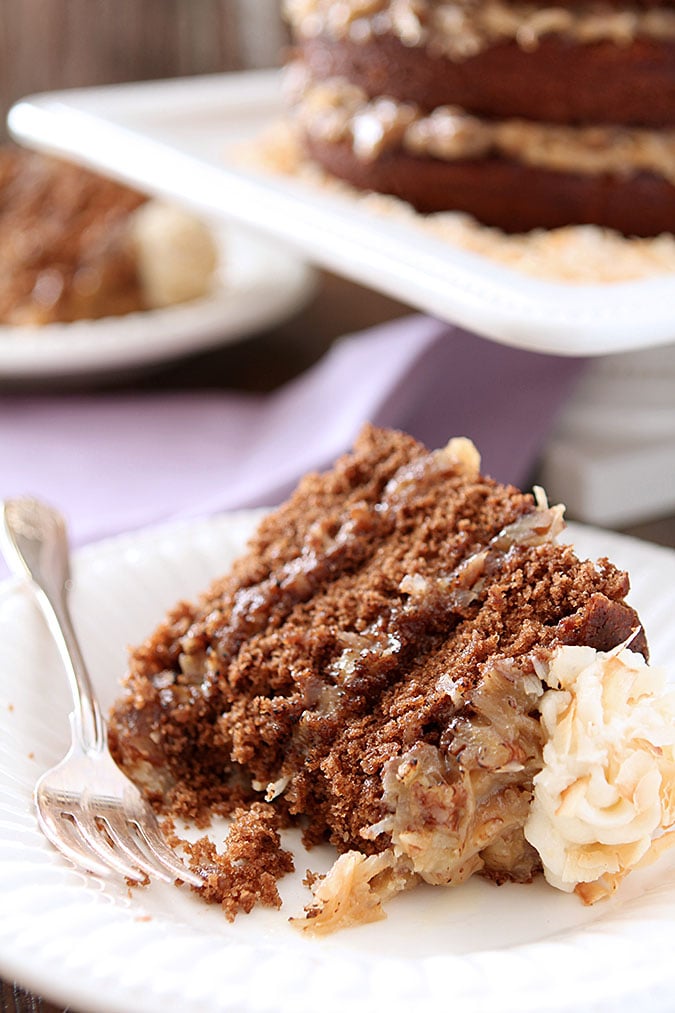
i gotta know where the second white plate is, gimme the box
[0,224,314,381]
[8,70,675,357]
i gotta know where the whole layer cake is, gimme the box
[109,426,675,930]
[283,0,675,234]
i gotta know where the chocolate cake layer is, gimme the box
[299,34,675,126]
[303,135,675,234]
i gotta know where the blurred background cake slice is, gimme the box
[0,146,218,325]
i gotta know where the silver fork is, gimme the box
[1,496,203,889]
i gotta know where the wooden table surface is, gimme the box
[2,272,674,1013]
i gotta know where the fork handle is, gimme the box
[1,497,105,754]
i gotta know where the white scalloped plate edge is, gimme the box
[0,511,674,1013]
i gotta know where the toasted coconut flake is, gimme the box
[291,849,416,934]
[437,436,481,478]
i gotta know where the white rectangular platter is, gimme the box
[9,69,675,357]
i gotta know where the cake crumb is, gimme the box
[169,804,294,921]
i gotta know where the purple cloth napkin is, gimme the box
[0,315,584,569]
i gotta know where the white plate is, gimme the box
[0,511,674,1013]
[0,225,314,381]
[8,70,675,358]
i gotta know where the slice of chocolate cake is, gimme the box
[0,147,217,325]
[108,426,675,931]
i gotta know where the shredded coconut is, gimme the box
[292,849,416,933]
[284,0,675,59]
[290,74,675,184]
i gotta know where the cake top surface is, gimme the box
[284,0,675,54]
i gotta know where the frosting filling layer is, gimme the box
[284,0,675,59]
[289,71,675,183]
[298,640,675,932]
